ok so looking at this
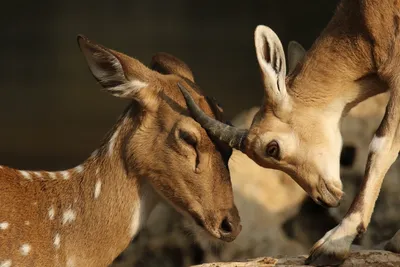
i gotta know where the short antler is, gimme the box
[178,82,248,151]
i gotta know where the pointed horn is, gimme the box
[178,82,248,151]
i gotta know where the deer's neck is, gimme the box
[288,1,387,116]
[0,106,160,267]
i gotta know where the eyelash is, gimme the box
[179,130,197,147]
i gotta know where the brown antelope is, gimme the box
[0,36,241,267]
[178,0,400,265]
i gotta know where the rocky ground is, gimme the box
[111,93,400,267]
[192,250,400,267]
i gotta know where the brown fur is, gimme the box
[0,36,240,266]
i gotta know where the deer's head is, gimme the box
[78,36,241,241]
[179,26,344,208]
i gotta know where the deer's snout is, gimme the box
[315,179,343,208]
[218,206,242,242]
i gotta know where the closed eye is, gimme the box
[179,130,197,147]
[179,130,200,170]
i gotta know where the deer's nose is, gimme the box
[218,207,242,242]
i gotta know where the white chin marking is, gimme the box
[369,135,386,153]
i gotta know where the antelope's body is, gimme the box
[180,0,400,265]
[0,36,241,267]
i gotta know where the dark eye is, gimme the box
[179,130,197,147]
[266,140,280,159]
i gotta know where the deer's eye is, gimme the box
[179,130,197,147]
[266,140,280,159]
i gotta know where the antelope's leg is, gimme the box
[306,90,400,266]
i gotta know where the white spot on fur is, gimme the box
[74,165,84,173]
[66,257,75,267]
[19,171,32,181]
[32,202,37,206]
[0,222,9,230]
[48,206,55,220]
[94,180,102,199]
[48,172,57,179]
[0,260,12,267]
[54,233,60,250]
[108,128,120,156]
[24,221,30,226]
[60,171,70,180]
[369,135,387,153]
[0,166,3,169]
[62,209,76,225]
[20,244,31,256]
[91,149,99,158]
[33,172,42,179]
[96,168,100,175]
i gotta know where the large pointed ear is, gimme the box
[254,25,288,104]
[288,41,306,75]
[77,35,159,106]
[150,52,195,82]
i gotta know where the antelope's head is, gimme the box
[78,36,241,241]
[179,26,344,208]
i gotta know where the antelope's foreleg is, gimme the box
[306,89,400,266]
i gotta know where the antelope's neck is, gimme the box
[287,6,386,116]
[0,143,158,266]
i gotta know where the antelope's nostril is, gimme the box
[219,217,233,234]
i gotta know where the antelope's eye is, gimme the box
[266,140,280,159]
[179,130,197,147]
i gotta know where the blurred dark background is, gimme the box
[0,0,339,169]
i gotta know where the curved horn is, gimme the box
[178,82,248,151]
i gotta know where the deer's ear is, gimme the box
[150,52,194,82]
[78,35,159,107]
[288,41,306,74]
[254,25,288,104]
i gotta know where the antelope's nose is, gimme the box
[218,207,242,242]
[316,180,343,208]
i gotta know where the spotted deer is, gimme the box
[0,35,241,267]
[178,0,400,265]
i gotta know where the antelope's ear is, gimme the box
[254,25,288,103]
[150,52,195,82]
[288,41,306,74]
[77,35,159,107]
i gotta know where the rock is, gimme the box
[191,250,400,267]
